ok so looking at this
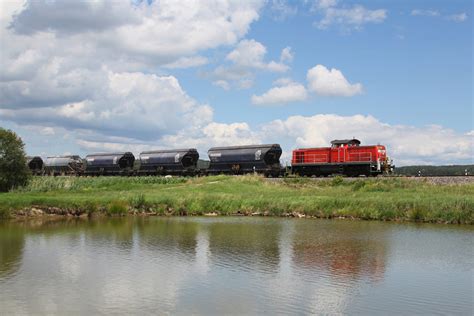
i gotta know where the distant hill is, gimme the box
[394,165,474,176]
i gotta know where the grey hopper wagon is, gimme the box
[138,149,199,176]
[83,152,135,176]
[207,144,282,177]
[27,156,43,175]
[44,155,84,176]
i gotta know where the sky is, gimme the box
[0,0,472,166]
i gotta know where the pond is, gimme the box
[0,217,472,314]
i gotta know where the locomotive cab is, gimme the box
[330,139,361,148]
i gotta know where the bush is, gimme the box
[107,201,129,216]
[331,176,344,186]
[0,128,31,192]
[129,194,147,209]
[0,205,11,219]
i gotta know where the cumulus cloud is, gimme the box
[252,80,307,105]
[280,46,293,63]
[0,0,265,150]
[7,0,263,61]
[307,65,362,97]
[1,72,213,141]
[250,63,362,105]
[9,1,140,35]
[1,0,264,86]
[211,39,291,89]
[225,39,289,71]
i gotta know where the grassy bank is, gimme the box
[0,175,473,224]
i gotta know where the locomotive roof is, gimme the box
[330,139,361,145]
[140,148,197,154]
[208,144,281,151]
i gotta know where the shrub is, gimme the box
[0,206,11,219]
[331,176,344,186]
[0,128,31,192]
[129,194,147,209]
[107,201,129,216]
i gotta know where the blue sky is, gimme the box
[0,0,472,165]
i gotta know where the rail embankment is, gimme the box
[0,175,472,224]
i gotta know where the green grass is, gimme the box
[0,175,473,224]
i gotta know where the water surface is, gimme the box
[0,217,472,314]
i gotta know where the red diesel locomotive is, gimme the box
[291,139,393,177]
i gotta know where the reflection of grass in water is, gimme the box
[1,175,473,224]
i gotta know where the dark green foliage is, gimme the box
[0,128,30,192]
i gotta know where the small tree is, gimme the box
[0,128,31,192]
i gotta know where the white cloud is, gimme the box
[212,80,231,90]
[0,0,264,147]
[411,9,440,17]
[446,13,468,22]
[7,1,264,60]
[160,122,262,153]
[307,65,363,97]
[251,63,362,105]
[410,9,467,23]
[311,0,338,11]
[270,0,298,21]
[280,46,293,63]
[0,1,264,91]
[40,127,55,136]
[163,56,208,69]
[226,39,289,72]
[1,72,213,141]
[316,4,387,31]
[211,39,291,89]
[252,80,307,105]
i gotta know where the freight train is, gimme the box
[26,139,393,177]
